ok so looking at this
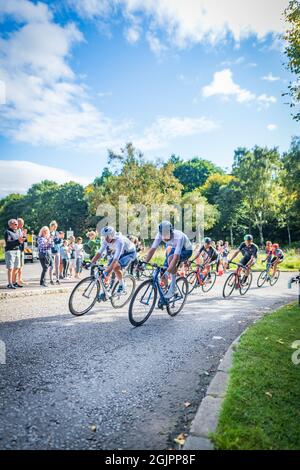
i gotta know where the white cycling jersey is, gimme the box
[151,229,192,256]
[98,233,135,262]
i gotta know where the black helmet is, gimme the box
[204,237,212,244]
[244,234,253,241]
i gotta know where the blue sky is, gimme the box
[0,0,298,196]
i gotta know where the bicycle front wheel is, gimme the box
[167,276,189,317]
[186,271,198,294]
[257,270,267,287]
[128,280,157,327]
[69,276,100,316]
[202,271,217,293]
[111,274,136,308]
[270,269,280,286]
[223,273,236,298]
[239,272,253,296]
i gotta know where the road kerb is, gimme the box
[183,331,246,450]
[0,286,74,300]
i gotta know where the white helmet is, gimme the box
[101,226,116,239]
[159,220,174,238]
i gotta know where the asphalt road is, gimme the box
[0,272,297,450]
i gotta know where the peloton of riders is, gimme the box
[90,222,284,289]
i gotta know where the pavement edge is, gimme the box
[183,331,247,451]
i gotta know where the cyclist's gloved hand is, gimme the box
[90,263,96,275]
[163,270,170,279]
[138,260,146,270]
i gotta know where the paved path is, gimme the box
[0,272,297,450]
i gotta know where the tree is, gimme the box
[284,1,300,121]
[0,194,27,233]
[85,143,183,236]
[232,146,281,246]
[168,157,224,193]
[52,182,89,235]
[0,180,88,236]
[201,173,235,205]
[280,137,300,242]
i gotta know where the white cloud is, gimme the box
[0,0,51,23]
[202,69,277,107]
[0,0,131,149]
[125,25,140,43]
[134,116,218,151]
[69,0,287,49]
[267,124,278,131]
[257,94,277,108]
[262,73,280,82]
[0,79,5,104]
[221,56,245,67]
[67,0,111,19]
[146,32,167,56]
[202,69,256,103]
[0,161,90,197]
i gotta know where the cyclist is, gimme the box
[91,226,137,294]
[270,243,284,272]
[228,234,258,277]
[262,240,273,265]
[190,237,218,278]
[143,221,193,299]
[223,241,230,271]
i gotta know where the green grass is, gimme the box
[0,245,4,262]
[212,302,300,450]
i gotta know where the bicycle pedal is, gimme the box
[157,300,164,310]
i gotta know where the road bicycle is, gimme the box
[222,261,253,298]
[128,262,189,327]
[257,261,280,287]
[186,262,217,294]
[127,258,154,280]
[69,264,136,316]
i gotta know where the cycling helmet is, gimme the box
[244,234,253,241]
[272,243,279,250]
[101,226,116,239]
[204,237,212,244]
[159,220,173,238]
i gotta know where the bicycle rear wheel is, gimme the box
[111,274,136,308]
[270,269,280,286]
[257,270,267,287]
[166,276,189,317]
[202,271,217,293]
[186,271,198,294]
[223,273,236,298]
[240,272,253,295]
[128,280,157,326]
[69,276,100,316]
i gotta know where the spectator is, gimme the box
[84,231,101,259]
[58,231,65,279]
[75,237,84,279]
[4,219,25,289]
[60,240,70,279]
[49,221,62,285]
[16,218,27,286]
[37,226,54,287]
[68,236,76,278]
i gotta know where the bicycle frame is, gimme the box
[191,262,214,286]
[139,264,184,308]
[231,262,248,289]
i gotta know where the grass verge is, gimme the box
[212,302,300,450]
